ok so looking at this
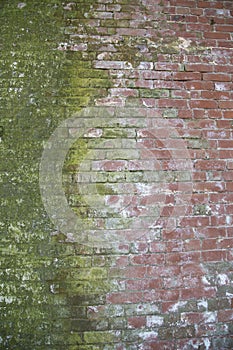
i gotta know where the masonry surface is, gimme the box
[0,0,233,349]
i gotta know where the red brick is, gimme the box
[185,81,214,90]
[181,252,201,264]
[149,241,167,253]
[216,25,233,32]
[186,23,210,32]
[166,253,182,265]
[127,278,163,291]
[226,182,233,192]
[107,292,143,304]
[193,182,225,193]
[154,81,184,90]
[223,111,233,118]
[147,265,181,278]
[218,238,233,250]
[219,150,233,159]
[184,239,202,251]
[218,310,233,322]
[170,0,196,6]
[219,40,233,48]
[181,287,216,300]
[131,254,165,266]
[181,263,205,277]
[204,32,231,40]
[194,160,226,170]
[179,216,210,227]
[157,99,188,108]
[202,239,218,250]
[197,1,223,8]
[185,63,213,72]
[189,100,218,109]
[117,28,147,36]
[202,250,227,262]
[128,316,146,329]
[173,72,202,81]
[227,161,233,170]
[214,65,233,73]
[122,266,148,279]
[201,91,231,100]
[203,73,231,82]
[216,119,232,128]
[218,140,233,149]
[219,101,233,109]
[143,341,176,350]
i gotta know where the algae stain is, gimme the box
[0,0,111,348]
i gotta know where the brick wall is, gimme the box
[1,0,233,349]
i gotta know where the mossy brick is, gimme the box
[109,316,127,329]
[126,171,144,182]
[71,319,95,332]
[108,172,127,182]
[103,127,135,138]
[163,109,178,118]
[212,337,233,349]
[124,303,161,316]
[163,313,180,326]
[70,306,87,318]
[70,346,102,350]
[83,331,115,344]
[187,139,209,149]
[106,149,139,160]
[193,204,212,216]
[96,183,117,195]
[71,267,108,280]
[68,294,106,306]
[158,327,174,340]
[173,326,196,339]
[139,89,170,98]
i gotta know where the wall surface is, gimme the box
[0,0,233,349]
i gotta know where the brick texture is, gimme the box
[1,0,233,349]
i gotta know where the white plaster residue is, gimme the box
[84,128,103,138]
[226,215,232,225]
[146,315,164,327]
[217,273,229,286]
[197,299,208,310]
[202,276,211,285]
[0,296,15,304]
[215,82,227,91]
[139,331,158,340]
[184,339,202,349]
[49,284,56,294]
[178,37,192,49]
[203,338,211,350]
[204,312,217,323]
[169,301,187,312]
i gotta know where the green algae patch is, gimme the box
[0,0,113,349]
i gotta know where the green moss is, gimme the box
[103,128,128,138]
[96,183,117,195]
[0,0,112,348]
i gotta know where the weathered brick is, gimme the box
[2,0,233,348]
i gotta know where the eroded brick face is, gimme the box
[1,0,233,349]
